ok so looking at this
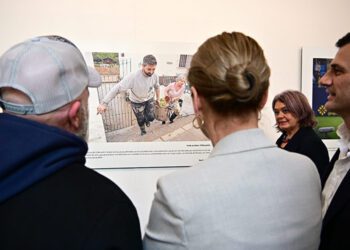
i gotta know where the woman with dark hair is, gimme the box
[144,32,321,250]
[273,90,329,177]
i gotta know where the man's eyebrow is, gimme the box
[330,63,345,71]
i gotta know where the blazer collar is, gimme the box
[209,128,276,158]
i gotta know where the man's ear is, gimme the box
[191,86,203,115]
[68,100,81,130]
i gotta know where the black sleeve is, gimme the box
[299,137,330,178]
[83,202,143,250]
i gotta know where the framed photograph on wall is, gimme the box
[301,47,340,153]
[83,42,213,169]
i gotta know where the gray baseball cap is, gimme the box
[0,35,101,115]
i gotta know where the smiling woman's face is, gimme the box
[273,100,300,133]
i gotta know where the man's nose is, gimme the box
[319,71,332,87]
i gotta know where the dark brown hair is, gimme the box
[336,33,350,48]
[187,31,270,116]
[272,90,317,130]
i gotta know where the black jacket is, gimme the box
[0,164,142,250]
[319,149,350,250]
[276,126,329,178]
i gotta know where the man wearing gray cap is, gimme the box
[0,35,142,250]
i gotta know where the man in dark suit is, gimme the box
[319,32,350,250]
[0,35,142,250]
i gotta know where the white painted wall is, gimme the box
[1,0,349,233]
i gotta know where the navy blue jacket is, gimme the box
[0,113,142,250]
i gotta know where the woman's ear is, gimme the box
[67,100,81,131]
[191,86,202,115]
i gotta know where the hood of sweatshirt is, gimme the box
[0,113,87,203]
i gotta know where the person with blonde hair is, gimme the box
[143,31,321,250]
[163,74,186,124]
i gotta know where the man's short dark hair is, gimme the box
[336,33,350,48]
[143,54,157,65]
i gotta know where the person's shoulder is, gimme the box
[277,147,320,178]
[156,162,211,195]
[276,145,313,162]
[153,164,211,214]
[59,165,134,205]
[157,166,191,187]
[299,127,328,148]
[124,70,138,79]
[152,73,159,81]
[158,167,188,187]
[299,127,320,140]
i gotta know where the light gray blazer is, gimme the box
[144,129,321,250]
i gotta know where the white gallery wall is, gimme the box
[1,0,349,233]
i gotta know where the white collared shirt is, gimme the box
[322,123,350,218]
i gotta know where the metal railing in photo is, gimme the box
[97,58,136,133]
